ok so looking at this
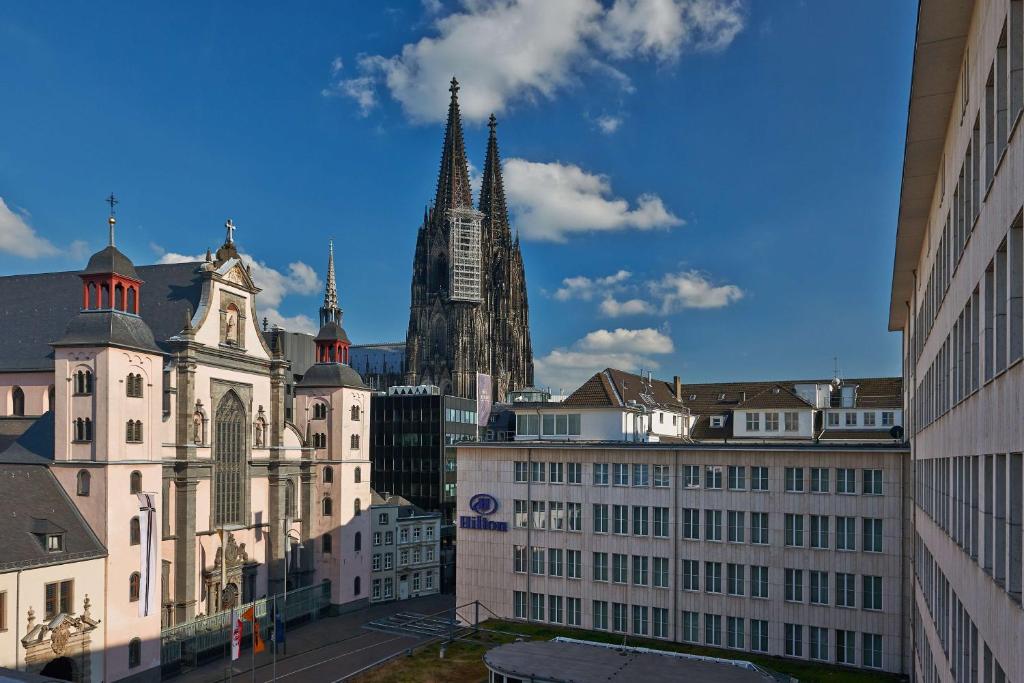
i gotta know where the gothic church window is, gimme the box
[130,516,140,546]
[74,369,93,395]
[350,405,360,421]
[322,466,333,483]
[126,420,144,444]
[73,418,93,442]
[126,373,144,398]
[322,496,332,517]
[129,572,140,602]
[11,387,24,416]
[354,498,361,516]
[354,467,362,484]
[214,392,246,526]
[131,470,142,494]
[76,470,90,496]
[350,434,360,449]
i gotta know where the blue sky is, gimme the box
[0,1,916,391]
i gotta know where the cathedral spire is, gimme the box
[320,240,343,327]
[433,77,473,215]
[479,113,511,243]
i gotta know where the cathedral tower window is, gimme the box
[127,286,137,313]
[73,418,93,442]
[129,572,140,602]
[313,432,326,449]
[130,470,142,494]
[350,434,360,449]
[322,533,332,555]
[126,420,144,444]
[214,392,246,526]
[350,405,360,421]
[76,470,90,496]
[11,387,24,416]
[130,516,141,546]
[354,498,362,516]
[313,403,327,419]
[126,373,144,398]
[354,466,362,484]
[354,531,362,552]
[322,466,333,483]
[115,283,124,310]
[322,496,333,517]
[74,369,93,395]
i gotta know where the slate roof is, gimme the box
[0,412,56,464]
[82,245,140,280]
[0,261,204,371]
[297,362,367,389]
[0,435,106,571]
[53,310,161,354]
[315,321,350,344]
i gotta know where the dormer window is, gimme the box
[46,534,64,552]
[710,416,725,428]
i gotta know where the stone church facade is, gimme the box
[404,79,533,400]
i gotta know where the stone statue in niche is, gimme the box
[193,400,205,444]
[254,405,267,447]
[225,307,238,344]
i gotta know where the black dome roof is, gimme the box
[298,363,366,389]
[52,310,160,354]
[315,321,350,344]
[82,245,140,280]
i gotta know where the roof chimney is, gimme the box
[673,375,682,401]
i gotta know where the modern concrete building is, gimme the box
[890,1,1024,680]
[456,371,911,674]
[369,492,442,603]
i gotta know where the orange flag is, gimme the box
[241,606,255,622]
[240,606,265,653]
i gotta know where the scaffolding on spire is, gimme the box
[449,206,483,302]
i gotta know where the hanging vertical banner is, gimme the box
[136,492,158,618]
[476,373,492,428]
[242,606,265,653]
[230,608,242,661]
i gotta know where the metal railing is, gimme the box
[160,584,329,673]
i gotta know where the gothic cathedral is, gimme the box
[404,79,533,400]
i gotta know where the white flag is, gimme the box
[136,492,158,618]
[476,373,492,428]
[230,608,242,661]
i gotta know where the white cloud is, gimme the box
[322,57,379,115]
[650,269,743,311]
[155,249,322,331]
[327,0,745,122]
[534,326,674,392]
[0,197,58,258]
[594,114,622,134]
[600,296,654,316]
[554,270,631,301]
[503,158,682,241]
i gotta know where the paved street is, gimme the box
[169,593,455,683]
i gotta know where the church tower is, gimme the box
[404,79,533,399]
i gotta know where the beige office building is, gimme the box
[891,1,1024,680]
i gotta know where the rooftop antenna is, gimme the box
[105,193,118,246]
[833,356,841,385]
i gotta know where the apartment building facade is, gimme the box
[456,441,911,674]
[890,1,1024,680]
[369,492,442,603]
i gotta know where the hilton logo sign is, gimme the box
[459,493,509,532]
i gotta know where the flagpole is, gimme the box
[250,603,255,683]
[271,594,277,682]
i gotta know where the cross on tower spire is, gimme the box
[224,218,236,245]
[105,193,118,246]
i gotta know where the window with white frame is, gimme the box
[745,412,760,431]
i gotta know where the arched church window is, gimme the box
[322,496,332,517]
[74,369,94,396]
[350,405,360,421]
[322,466,333,483]
[322,532,332,555]
[350,434,360,449]
[354,531,361,552]
[130,516,140,546]
[214,392,246,526]
[126,373,144,398]
[11,387,24,416]
[128,638,141,669]
[353,576,361,596]
[353,498,361,517]
[101,283,110,309]
[88,282,97,309]
[314,403,327,420]
[353,466,361,484]
[127,286,137,313]
[76,470,90,496]
[126,420,143,444]
[130,470,142,494]
[115,283,125,310]
[129,572,140,602]
[74,418,93,442]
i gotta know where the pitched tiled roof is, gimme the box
[819,428,903,441]
[736,385,813,410]
[562,371,619,407]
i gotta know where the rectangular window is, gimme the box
[44,581,73,620]
[862,633,883,668]
[653,557,669,588]
[613,505,629,534]
[567,502,582,532]
[765,412,779,431]
[836,573,856,608]
[836,630,856,664]
[727,510,745,543]
[542,414,554,436]
[863,411,876,426]
[549,501,564,531]
[631,556,649,586]
[751,466,768,491]
[567,549,582,579]
[836,517,856,551]
[530,461,545,482]
[613,463,629,486]
[683,464,700,488]
[785,568,803,602]
[863,469,883,495]
[882,411,894,426]
[513,545,526,573]
[653,507,669,538]
[811,467,829,493]
[863,518,883,553]
[612,554,628,584]
[705,561,722,593]
[530,593,544,621]
[863,575,882,610]
[514,500,528,528]
[785,623,804,657]
[704,614,722,646]
[810,515,829,549]
[530,547,545,575]
[681,611,699,642]
[555,413,568,436]
[810,570,829,605]
[632,506,649,536]
[652,607,668,638]
[593,601,608,630]
[513,591,527,619]
[593,552,608,582]
[631,605,648,636]
[751,512,769,544]
[784,513,804,547]
[593,463,609,485]
[567,597,581,626]
[728,465,745,490]
[809,626,828,661]
[514,461,528,482]
[705,466,722,489]
[549,462,564,483]
[784,411,799,431]
[827,412,840,426]
[531,501,546,529]
[593,504,609,533]
[683,559,700,590]
[632,463,649,487]
[845,412,857,426]
[567,462,582,484]
[727,616,745,649]
[727,563,745,595]
[548,548,563,577]
[745,412,760,431]
[683,508,700,539]
[613,603,628,633]
[705,509,722,541]
[751,620,769,652]
[751,565,769,598]
[653,464,670,487]
[548,595,563,624]
[568,413,581,436]
[785,467,804,492]
[837,468,856,494]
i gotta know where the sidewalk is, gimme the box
[168,593,455,682]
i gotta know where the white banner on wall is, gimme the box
[476,373,492,428]
[136,492,158,618]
